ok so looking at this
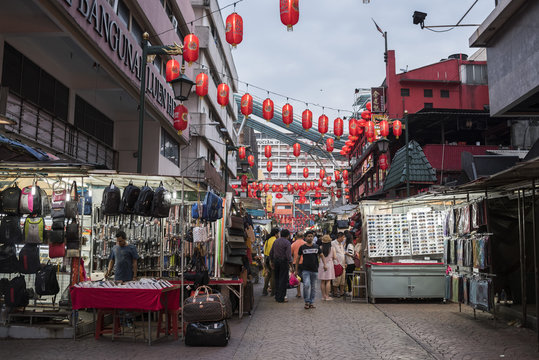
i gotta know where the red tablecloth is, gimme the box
[367,262,444,266]
[70,286,181,311]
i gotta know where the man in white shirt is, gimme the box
[331,232,346,297]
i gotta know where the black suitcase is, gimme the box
[185,320,230,347]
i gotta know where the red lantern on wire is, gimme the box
[361,110,371,121]
[334,170,341,182]
[339,149,347,156]
[262,98,274,121]
[326,176,332,185]
[294,182,300,191]
[336,189,342,198]
[393,119,402,139]
[342,169,349,180]
[195,72,208,97]
[314,199,321,205]
[225,12,243,47]
[315,191,321,198]
[326,138,334,152]
[366,101,372,112]
[264,145,272,158]
[302,109,312,131]
[173,104,188,135]
[310,181,316,190]
[282,103,293,127]
[241,175,248,188]
[303,167,309,178]
[279,184,284,192]
[241,93,253,117]
[366,121,375,139]
[280,0,299,31]
[287,183,294,193]
[318,114,328,135]
[379,154,388,170]
[264,184,270,192]
[334,117,343,139]
[276,193,283,199]
[380,120,389,137]
[272,184,278,192]
[318,178,323,187]
[285,164,292,176]
[319,169,326,179]
[238,146,246,160]
[293,143,301,157]
[349,118,358,137]
[301,182,308,192]
[267,160,273,172]
[258,183,264,191]
[166,59,180,82]
[349,135,359,142]
[183,33,199,64]
[217,83,229,107]
[248,155,255,167]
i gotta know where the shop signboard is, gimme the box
[266,193,273,213]
[371,87,385,113]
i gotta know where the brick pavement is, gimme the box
[1,284,538,360]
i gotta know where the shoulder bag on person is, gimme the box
[334,263,344,277]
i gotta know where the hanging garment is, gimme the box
[472,238,479,268]
[458,276,464,304]
[462,206,470,234]
[472,202,478,229]
[457,239,464,267]
[465,239,473,267]
[445,275,452,300]
[451,276,459,303]
[476,279,491,311]
[469,278,478,306]
[463,277,469,305]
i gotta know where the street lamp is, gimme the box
[376,138,390,153]
[137,32,195,173]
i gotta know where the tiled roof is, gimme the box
[383,140,437,191]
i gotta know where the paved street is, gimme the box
[1,283,538,360]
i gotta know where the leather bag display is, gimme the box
[48,242,66,258]
[119,181,140,215]
[65,182,78,219]
[185,320,230,347]
[23,216,44,244]
[19,185,42,215]
[51,181,67,209]
[0,215,23,244]
[5,275,29,308]
[101,180,121,216]
[151,181,171,218]
[183,285,228,323]
[1,185,21,215]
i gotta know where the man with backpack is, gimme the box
[105,231,139,282]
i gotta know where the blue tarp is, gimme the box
[0,134,51,161]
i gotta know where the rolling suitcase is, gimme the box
[184,320,230,347]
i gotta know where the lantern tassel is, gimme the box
[287,25,293,32]
[178,130,183,135]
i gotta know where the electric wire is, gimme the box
[425,0,479,33]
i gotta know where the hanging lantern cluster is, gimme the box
[183,34,199,65]
[225,12,243,47]
[173,104,188,135]
[326,138,334,152]
[286,164,292,176]
[334,117,343,139]
[248,154,255,167]
[379,153,388,170]
[303,167,309,178]
[318,114,328,135]
[241,93,253,117]
[280,0,299,31]
[267,160,273,172]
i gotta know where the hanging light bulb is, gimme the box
[31,183,36,195]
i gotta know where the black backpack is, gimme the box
[151,181,171,218]
[1,185,21,215]
[0,215,23,244]
[101,180,121,216]
[35,262,60,296]
[5,275,29,308]
[119,181,141,214]
[134,181,154,216]
[0,243,19,273]
[19,243,41,274]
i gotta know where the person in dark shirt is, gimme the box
[295,230,319,309]
[270,229,293,303]
[105,231,139,282]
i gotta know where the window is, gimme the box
[74,96,114,146]
[400,88,410,96]
[441,90,450,98]
[460,64,488,85]
[131,18,144,45]
[160,128,179,166]
[2,43,69,121]
[117,0,130,28]
[424,103,433,109]
[424,89,433,98]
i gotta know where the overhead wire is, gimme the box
[425,0,479,33]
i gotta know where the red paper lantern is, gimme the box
[195,72,208,97]
[165,59,180,82]
[336,189,342,198]
[263,98,274,121]
[241,175,248,187]
[380,120,389,137]
[248,155,255,167]
[349,135,359,142]
[294,183,300,191]
[238,146,246,160]
[345,140,354,147]
[319,169,326,179]
[349,118,358,137]
[326,176,332,185]
[366,101,372,112]
[267,160,273,172]
[282,103,293,127]
[286,164,292,176]
[318,178,323,187]
[217,83,229,107]
[361,110,371,121]
[393,119,402,139]
[315,191,321,198]
[183,33,199,64]
[272,184,278,192]
[334,117,343,139]
[318,114,328,135]
[293,143,301,157]
[303,167,309,178]
[340,150,347,156]
[287,183,294,193]
[379,154,388,170]
[280,0,299,31]
[365,121,375,139]
[225,12,243,47]
[310,181,316,190]
[279,184,284,192]
[334,170,341,182]
[301,182,308,192]
[276,193,283,199]
[258,183,264,191]
[326,138,334,152]
[264,184,270,192]
[357,119,366,128]
[241,93,253,117]
[231,184,238,189]
[173,104,188,135]
[265,145,272,158]
[342,169,349,180]
[302,109,312,131]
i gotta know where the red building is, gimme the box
[350,50,512,201]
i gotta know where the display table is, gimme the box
[70,285,180,344]
[171,279,244,319]
[367,262,445,303]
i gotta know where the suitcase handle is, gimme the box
[192,285,213,302]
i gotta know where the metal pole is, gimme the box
[179,144,185,339]
[518,190,527,327]
[224,143,229,195]
[384,32,388,63]
[405,110,410,197]
[532,180,539,350]
[137,33,149,174]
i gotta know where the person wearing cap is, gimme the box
[318,235,336,301]
[105,231,139,282]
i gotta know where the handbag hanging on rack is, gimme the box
[65,181,78,219]
[51,181,67,209]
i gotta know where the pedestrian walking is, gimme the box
[262,228,279,296]
[295,231,319,309]
[291,232,306,298]
[318,235,336,301]
[270,229,293,303]
[332,232,346,298]
[344,231,356,296]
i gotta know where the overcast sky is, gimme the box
[226,0,495,120]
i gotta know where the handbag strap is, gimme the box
[192,285,212,302]
[70,181,78,201]
[52,180,67,192]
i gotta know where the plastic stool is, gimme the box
[156,309,179,339]
[95,309,121,340]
